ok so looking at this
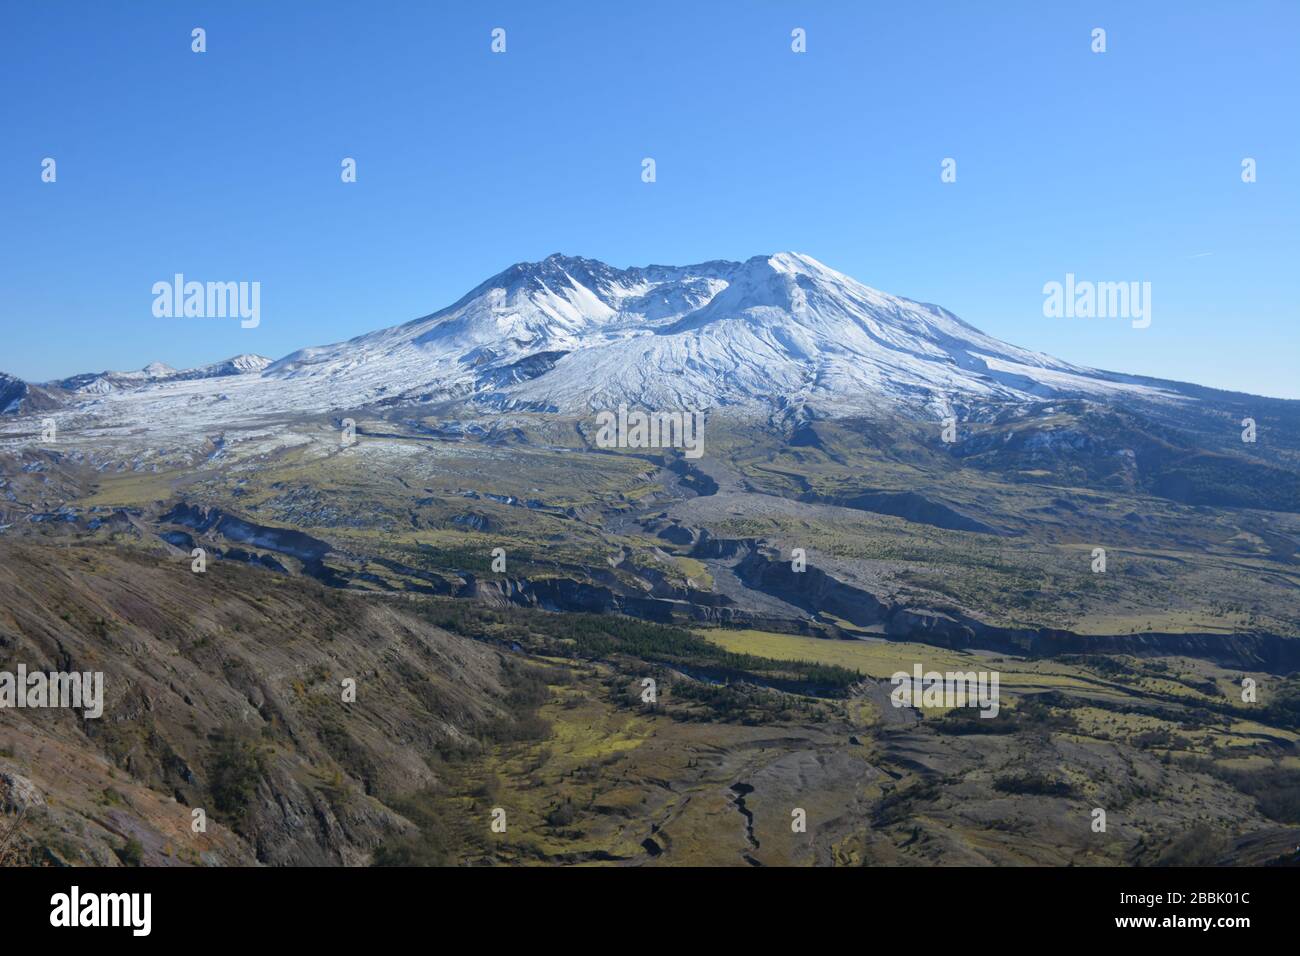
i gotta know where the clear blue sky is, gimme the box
[2,1,1296,397]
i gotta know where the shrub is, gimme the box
[115,837,144,866]
[209,728,266,822]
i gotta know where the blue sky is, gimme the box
[2,1,1296,397]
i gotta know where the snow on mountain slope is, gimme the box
[264,251,1177,415]
[56,354,273,395]
[0,373,31,415]
[2,254,1187,453]
[199,354,274,377]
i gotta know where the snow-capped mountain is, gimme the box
[0,373,32,415]
[1,372,65,416]
[55,354,273,395]
[263,252,1178,417]
[2,253,1230,450]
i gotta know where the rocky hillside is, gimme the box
[0,541,531,866]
